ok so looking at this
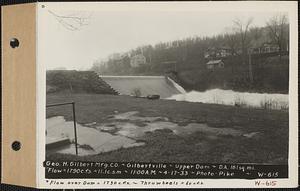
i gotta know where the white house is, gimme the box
[130,54,146,67]
[206,60,224,69]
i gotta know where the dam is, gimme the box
[100,76,185,98]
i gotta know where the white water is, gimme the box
[167,77,186,94]
[167,89,288,110]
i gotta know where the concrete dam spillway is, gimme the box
[100,76,186,98]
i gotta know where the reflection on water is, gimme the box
[97,111,243,138]
[47,111,257,156]
[167,89,288,110]
[46,116,144,156]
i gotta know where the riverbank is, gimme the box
[46,93,288,164]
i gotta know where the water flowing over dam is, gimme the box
[100,76,186,98]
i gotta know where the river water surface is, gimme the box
[167,89,288,110]
[47,111,260,156]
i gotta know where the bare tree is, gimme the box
[233,17,254,84]
[233,18,253,62]
[224,27,239,56]
[48,10,92,31]
[249,27,262,42]
[266,14,288,63]
[223,28,239,74]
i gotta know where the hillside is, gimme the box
[91,22,289,94]
[169,55,289,93]
[46,70,118,95]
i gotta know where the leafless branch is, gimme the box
[266,14,289,56]
[48,10,92,31]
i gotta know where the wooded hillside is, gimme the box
[91,15,289,93]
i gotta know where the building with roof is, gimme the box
[204,47,232,59]
[206,60,225,69]
[248,43,280,54]
[130,54,146,67]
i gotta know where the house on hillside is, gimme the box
[260,43,280,53]
[204,47,232,59]
[248,43,280,54]
[206,60,225,69]
[130,54,146,67]
[218,47,232,57]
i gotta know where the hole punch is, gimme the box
[10,38,19,48]
[12,141,21,151]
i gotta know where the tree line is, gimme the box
[91,14,288,76]
[90,14,289,93]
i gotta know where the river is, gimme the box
[167,89,288,110]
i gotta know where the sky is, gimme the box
[38,2,290,70]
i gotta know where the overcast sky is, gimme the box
[38,2,290,70]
